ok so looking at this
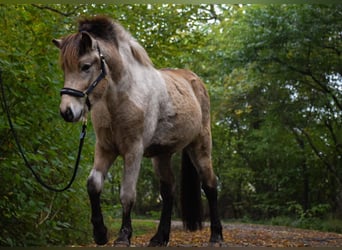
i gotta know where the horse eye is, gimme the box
[81,63,91,72]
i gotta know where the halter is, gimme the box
[60,45,107,111]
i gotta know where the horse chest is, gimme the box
[94,100,145,154]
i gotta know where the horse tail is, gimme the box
[180,150,203,231]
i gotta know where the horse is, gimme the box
[52,16,223,247]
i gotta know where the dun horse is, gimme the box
[53,16,223,247]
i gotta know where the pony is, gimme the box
[53,16,223,247]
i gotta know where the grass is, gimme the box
[132,220,158,235]
[106,216,157,236]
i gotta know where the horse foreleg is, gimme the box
[87,177,107,245]
[87,145,116,245]
[149,155,174,246]
[114,147,143,247]
[114,201,133,247]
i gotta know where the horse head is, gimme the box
[53,31,107,122]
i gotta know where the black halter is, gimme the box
[60,45,107,110]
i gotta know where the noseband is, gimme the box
[60,45,107,111]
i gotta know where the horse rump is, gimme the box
[180,150,203,231]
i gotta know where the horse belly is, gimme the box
[144,122,199,157]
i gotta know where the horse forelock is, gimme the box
[59,33,81,70]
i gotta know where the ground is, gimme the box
[82,221,342,247]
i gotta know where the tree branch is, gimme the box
[270,56,342,111]
[298,127,342,185]
[324,119,342,155]
[31,4,81,17]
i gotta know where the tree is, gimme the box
[209,4,342,218]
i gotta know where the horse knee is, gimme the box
[87,169,105,194]
[120,186,136,209]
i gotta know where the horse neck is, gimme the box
[117,53,158,92]
[100,41,161,110]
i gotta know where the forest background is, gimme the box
[0,4,341,246]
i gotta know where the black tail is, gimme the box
[180,150,203,231]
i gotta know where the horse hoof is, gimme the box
[93,226,108,245]
[208,237,224,247]
[113,239,130,247]
[209,232,223,247]
[208,241,223,247]
[94,236,108,246]
[94,235,108,246]
[148,241,168,247]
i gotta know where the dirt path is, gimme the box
[133,221,342,247]
[84,221,342,247]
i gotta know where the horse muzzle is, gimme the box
[60,99,84,123]
[60,106,75,122]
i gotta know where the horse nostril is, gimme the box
[60,107,74,122]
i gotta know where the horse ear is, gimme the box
[52,39,62,49]
[80,31,95,54]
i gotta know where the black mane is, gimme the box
[78,16,118,45]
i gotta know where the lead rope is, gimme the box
[0,69,86,192]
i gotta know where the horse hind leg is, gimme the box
[186,138,223,245]
[149,154,175,247]
[202,176,224,245]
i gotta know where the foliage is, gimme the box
[0,5,91,246]
[208,4,342,220]
[0,4,341,246]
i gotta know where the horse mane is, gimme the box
[78,16,118,44]
[78,16,152,67]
